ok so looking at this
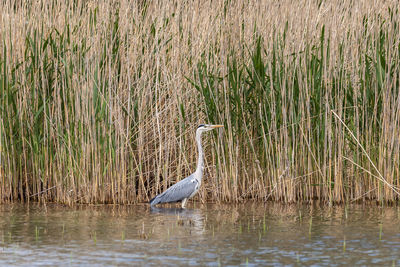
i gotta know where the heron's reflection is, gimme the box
[150,206,205,234]
[150,206,195,215]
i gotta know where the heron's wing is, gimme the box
[156,175,197,203]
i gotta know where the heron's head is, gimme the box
[197,124,224,133]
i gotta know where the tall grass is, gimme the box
[0,0,399,204]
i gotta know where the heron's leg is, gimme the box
[181,198,188,209]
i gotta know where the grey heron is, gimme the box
[149,124,223,208]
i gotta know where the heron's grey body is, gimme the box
[149,124,222,208]
[149,173,201,207]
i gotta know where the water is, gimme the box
[0,203,399,266]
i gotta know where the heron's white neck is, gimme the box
[195,130,204,177]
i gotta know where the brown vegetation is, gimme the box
[0,0,399,204]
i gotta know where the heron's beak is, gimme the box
[211,125,224,128]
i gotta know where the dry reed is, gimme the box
[0,0,399,204]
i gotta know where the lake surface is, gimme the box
[0,202,399,266]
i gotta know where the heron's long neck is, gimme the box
[195,130,204,177]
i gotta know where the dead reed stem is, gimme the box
[332,111,400,196]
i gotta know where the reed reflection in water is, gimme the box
[0,203,399,266]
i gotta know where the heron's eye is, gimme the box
[198,124,205,128]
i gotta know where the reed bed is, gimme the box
[0,0,399,204]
